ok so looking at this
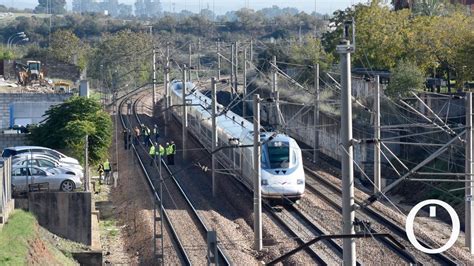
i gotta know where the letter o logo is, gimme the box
[405,199,460,254]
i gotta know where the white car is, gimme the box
[12,153,83,171]
[11,166,82,192]
[12,156,84,178]
[2,146,80,166]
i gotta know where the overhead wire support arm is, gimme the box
[399,99,463,142]
[362,129,467,207]
[410,91,458,136]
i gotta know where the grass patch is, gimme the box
[0,210,37,265]
[100,219,119,237]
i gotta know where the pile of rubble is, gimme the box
[0,77,65,94]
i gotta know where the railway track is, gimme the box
[302,161,459,265]
[118,92,232,265]
[265,200,357,265]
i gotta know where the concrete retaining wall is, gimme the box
[28,192,92,245]
[0,93,72,129]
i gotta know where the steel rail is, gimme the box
[118,93,192,265]
[303,163,459,265]
[172,108,332,265]
[130,93,232,265]
[303,172,417,264]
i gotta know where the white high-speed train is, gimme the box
[169,80,305,199]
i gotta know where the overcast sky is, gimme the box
[2,0,364,16]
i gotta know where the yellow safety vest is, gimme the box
[171,144,176,154]
[158,145,165,156]
[103,161,110,171]
[149,145,156,155]
[166,145,173,155]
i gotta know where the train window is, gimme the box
[267,141,290,169]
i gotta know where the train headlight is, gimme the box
[261,179,268,186]
[297,179,304,185]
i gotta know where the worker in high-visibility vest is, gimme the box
[145,126,151,146]
[149,143,156,166]
[165,142,173,165]
[166,141,176,165]
[103,159,111,185]
[157,144,165,161]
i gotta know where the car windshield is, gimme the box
[267,141,290,169]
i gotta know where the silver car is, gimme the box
[12,155,84,178]
[12,166,82,192]
[2,146,80,166]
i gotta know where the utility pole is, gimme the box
[84,135,89,192]
[217,40,221,80]
[272,56,280,129]
[466,92,474,253]
[164,43,170,124]
[182,65,188,161]
[253,94,262,251]
[337,29,356,265]
[313,64,319,163]
[211,78,218,197]
[198,38,201,79]
[234,41,238,94]
[230,43,235,98]
[243,48,247,120]
[250,39,253,62]
[188,44,192,82]
[374,75,381,193]
[152,46,157,107]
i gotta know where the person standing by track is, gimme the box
[103,159,112,185]
[133,126,140,145]
[149,142,156,166]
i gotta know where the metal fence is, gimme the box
[0,157,13,225]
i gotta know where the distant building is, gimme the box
[134,0,162,18]
[72,0,132,17]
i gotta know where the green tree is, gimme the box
[454,32,474,90]
[88,30,151,95]
[386,60,425,97]
[290,37,334,85]
[50,29,89,70]
[35,0,66,14]
[30,97,112,165]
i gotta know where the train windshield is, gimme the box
[267,141,290,169]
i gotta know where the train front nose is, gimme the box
[261,169,304,198]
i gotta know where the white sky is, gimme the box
[1,0,366,16]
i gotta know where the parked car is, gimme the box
[2,146,80,166]
[12,153,83,171]
[11,165,82,192]
[12,156,84,178]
